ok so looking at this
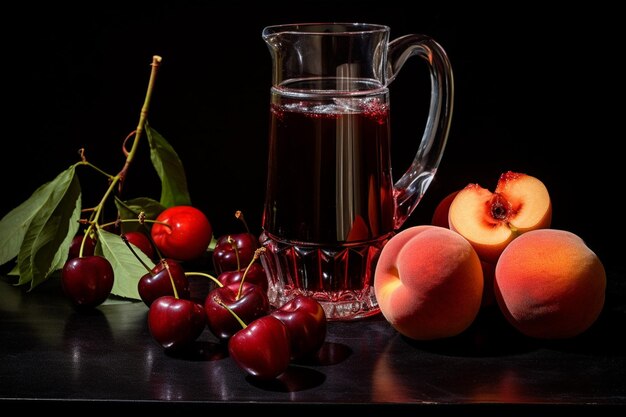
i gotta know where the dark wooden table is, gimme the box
[1,270,625,414]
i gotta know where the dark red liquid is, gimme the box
[262,95,395,244]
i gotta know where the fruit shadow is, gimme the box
[536,297,626,357]
[246,365,326,392]
[242,341,352,393]
[403,306,538,357]
[294,341,353,366]
[164,340,228,362]
[63,309,114,352]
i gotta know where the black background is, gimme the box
[1,2,620,274]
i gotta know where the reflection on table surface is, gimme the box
[1,272,625,411]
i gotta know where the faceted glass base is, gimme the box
[260,232,392,321]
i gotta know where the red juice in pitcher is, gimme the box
[260,87,395,319]
[263,94,394,242]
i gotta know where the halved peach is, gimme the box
[448,171,552,263]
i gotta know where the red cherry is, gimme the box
[138,258,190,307]
[204,282,269,341]
[217,263,268,292]
[67,234,96,259]
[212,233,259,274]
[228,315,291,380]
[271,295,327,360]
[148,296,206,351]
[151,205,212,262]
[122,231,155,259]
[61,255,114,308]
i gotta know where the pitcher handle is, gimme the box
[387,34,454,229]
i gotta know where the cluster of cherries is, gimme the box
[205,232,327,379]
[62,207,327,380]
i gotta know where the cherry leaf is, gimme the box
[145,121,192,208]
[0,167,74,266]
[97,228,155,300]
[16,166,81,290]
[6,264,19,276]
[114,196,166,233]
[48,198,82,274]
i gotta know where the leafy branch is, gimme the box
[0,55,193,299]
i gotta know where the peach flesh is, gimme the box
[448,172,552,263]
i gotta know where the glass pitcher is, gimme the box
[259,23,454,321]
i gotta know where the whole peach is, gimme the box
[494,229,606,339]
[374,225,483,340]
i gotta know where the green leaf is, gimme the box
[6,263,19,276]
[97,228,155,300]
[145,121,192,208]
[0,172,68,266]
[16,166,81,290]
[208,235,218,252]
[47,194,82,274]
[114,196,166,233]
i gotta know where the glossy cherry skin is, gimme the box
[138,258,190,307]
[148,296,206,351]
[151,205,212,262]
[217,263,268,292]
[204,282,269,341]
[61,256,114,308]
[123,231,155,259]
[228,315,291,380]
[67,234,96,259]
[212,233,259,274]
[271,295,327,360]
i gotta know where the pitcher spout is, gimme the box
[262,23,390,88]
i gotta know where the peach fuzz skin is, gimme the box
[494,229,606,339]
[431,190,459,228]
[374,225,483,341]
[448,172,552,263]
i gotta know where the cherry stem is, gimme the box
[160,261,179,299]
[84,56,161,228]
[184,272,223,288]
[78,229,91,258]
[142,222,164,261]
[236,247,266,300]
[99,218,171,229]
[78,238,85,258]
[235,210,250,233]
[77,160,115,180]
[228,235,241,271]
[75,148,114,180]
[121,234,153,274]
[79,224,97,258]
[215,297,247,329]
[111,198,161,260]
[117,55,162,196]
[121,130,136,158]
[110,197,166,261]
